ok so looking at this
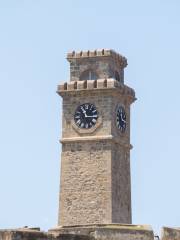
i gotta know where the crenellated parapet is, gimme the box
[67,49,127,68]
[57,78,136,102]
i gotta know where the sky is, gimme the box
[0,0,180,235]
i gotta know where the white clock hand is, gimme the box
[81,106,87,116]
[121,118,126,123]
[120,113,126,122]
[81,107,86,113]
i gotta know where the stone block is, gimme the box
[107,79,116,88]
[67,82,75,91]
[87,80,95,89]
[58,84,66,92]
[97,79,105,88]
[77,81,85,90]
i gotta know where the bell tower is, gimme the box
[57,49,136,226]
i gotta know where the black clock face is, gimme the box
[74,103,98,129]
[116,106,126,133]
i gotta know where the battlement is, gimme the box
[57,78,135,102]
[67,49,127,68]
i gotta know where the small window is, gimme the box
[115,71,120,81]
[80,70,98,80]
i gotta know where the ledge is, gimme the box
[60,135,113,143]
[51,223,153,231]
[60,136,132,149]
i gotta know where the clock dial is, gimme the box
[74,103,98,129]
[116,106,126,133]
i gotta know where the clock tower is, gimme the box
[57,49,136,226]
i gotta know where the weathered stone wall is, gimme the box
[59,141,112,226]
[112,144,131,223]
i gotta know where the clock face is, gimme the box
[116,106,126,133]
[74,103,98,129]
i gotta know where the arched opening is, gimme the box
[80,70,98,81]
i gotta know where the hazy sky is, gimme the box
[0,0,180,235]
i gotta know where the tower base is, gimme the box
[49,224,154,240]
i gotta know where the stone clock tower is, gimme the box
[57,49,136,226]
[0,48,175,240]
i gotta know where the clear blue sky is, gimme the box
[0,0,180,235]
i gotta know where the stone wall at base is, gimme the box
[1,225,180,240]
[161,227,180,240]
[49,224,154,240]
[0,229,92,240]
[0,228,51,240]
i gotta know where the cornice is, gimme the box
[60,135,132,150]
